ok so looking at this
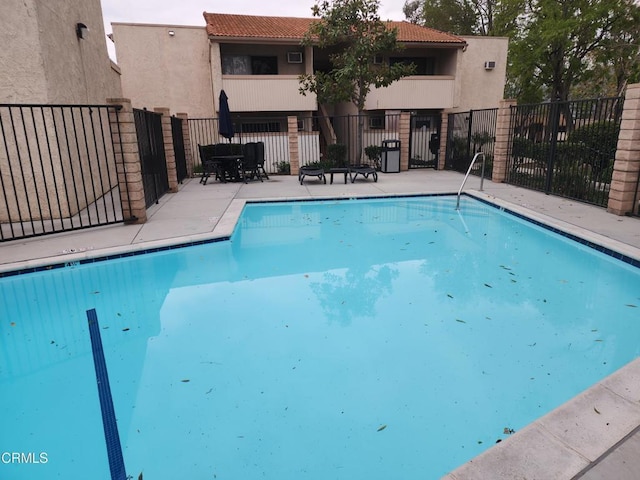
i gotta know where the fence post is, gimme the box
[177,112,194,178]
[154,107,178,193]
[288,116,299,175]
[439,111,449,170]
[399,112,411,171]
[608,83,640,216]
[492,99,517,183]
[106,98,147,224]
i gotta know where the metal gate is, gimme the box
[445,108,497,178]
[133,109,168,207]
[171,116,187,183]
[409,114,440,169]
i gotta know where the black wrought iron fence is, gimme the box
[171,116,187,184]
[506,96,624,207]
[445,108,497,179]
[0,104,128,242]
[189,117,289,174]
[133,109,169,207]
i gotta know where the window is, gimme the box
[287,52,303,63]
[389,57,435,75]
[222,55,278,75]
[368,115,385,130]
[372,54,384,65]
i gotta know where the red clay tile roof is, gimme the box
[203,13,465,45]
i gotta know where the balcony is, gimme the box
[221,75,317,112]
[364,76,455,110]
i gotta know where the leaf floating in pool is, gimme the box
[181,379,190,383]
[595,339,603,342]
[92,291,100,294]
[117,312,121,316]
[377,424,387,432]
[304,274,309,278]
[500,265,512,271]
[456,319,466,324]
[10,322,16,327]
[484,283,492,288]
[503,427,515,435]
[122,327,130,332]
[447,294,454,299]
[594,407,601,414]
[625,304,637,308]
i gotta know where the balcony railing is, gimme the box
[365,76,455,110]
[221,75,317,112]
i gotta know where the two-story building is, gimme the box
[112,13,508,169]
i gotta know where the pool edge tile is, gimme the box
[444,424,590,480]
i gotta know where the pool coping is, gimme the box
[2,191,639,479]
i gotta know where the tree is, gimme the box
[299,0,414,114]
[403,0,523,36]
[507,0,640,102]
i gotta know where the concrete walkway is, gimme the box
[1,169,639,479]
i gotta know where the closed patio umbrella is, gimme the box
[218,89,234,141]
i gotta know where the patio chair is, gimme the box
[241,142,261,182]
[299,164,326,184]
[350,163,378,183]
[198,144,223,185]
[255,142,269,180]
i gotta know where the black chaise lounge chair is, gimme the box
[299,164,326,184]
[350,163,378,182]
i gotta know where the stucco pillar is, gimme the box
[177,112,194,178]
[492,99,517,183]
[106,98,147,224]
[154,107,178,193]
[399,112,411,171]
[288,116,300,175]
[438,111,449,170]
[608,83,640,216]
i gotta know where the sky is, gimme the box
[100,0,410,61]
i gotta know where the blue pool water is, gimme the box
[1,195,639,479]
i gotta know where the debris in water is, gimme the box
[122,327,130,332]
[484,283,492,288]
[181,379,190,383]
[503,427,515,435]
[456,319,466,324]
[594,407,601,414]
[447,294,454,298]
[377,425,387,432]
[626,304,637,308]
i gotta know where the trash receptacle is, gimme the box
[381,140,400,173]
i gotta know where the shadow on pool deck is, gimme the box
[1,169,639,479]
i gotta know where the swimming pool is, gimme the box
[1,195,639,479]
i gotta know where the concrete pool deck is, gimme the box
[1,169,639,479]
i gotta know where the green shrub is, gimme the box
[276,161,290,174]
[326,143,347,167]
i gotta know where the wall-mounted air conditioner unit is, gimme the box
[287,52,303,64]
[484,61,496,70]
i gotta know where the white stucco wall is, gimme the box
[454,36,509,111]
[112,23,215,117]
